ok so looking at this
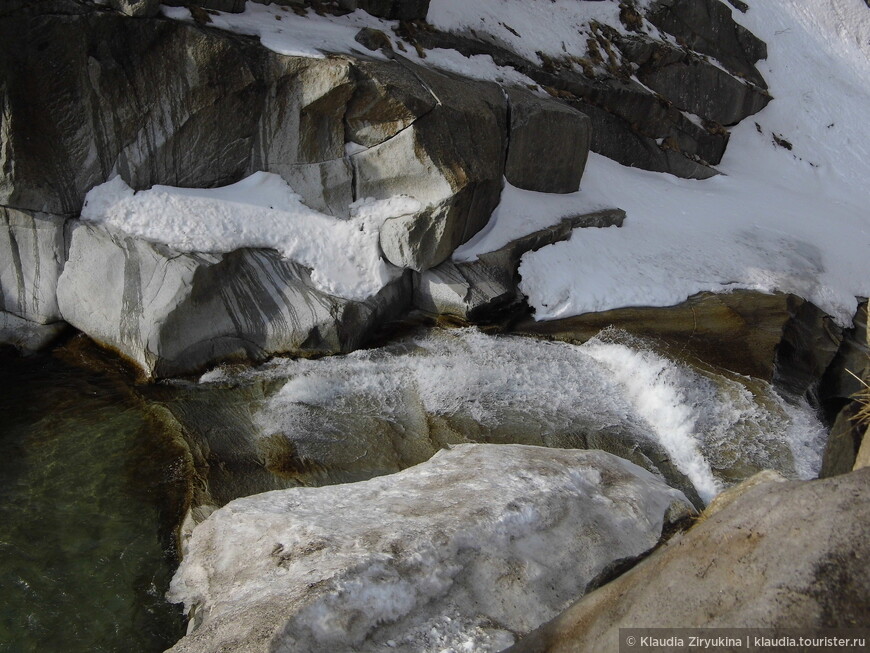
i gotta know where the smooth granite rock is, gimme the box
[56,223,411,378]
[0,206,67,325]
[355,64,508,271]
[508,468,870,653]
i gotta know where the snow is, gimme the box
[161,3,389,60]
[518,0,870,325]
[159,0,870,323]
[167,443,692,652]
[160,2,548,89]
[204,328,826,504]
[80,172,418,300]
[452,181,610,261]
[426,0,639,64]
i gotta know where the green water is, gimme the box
[0,344,187,652]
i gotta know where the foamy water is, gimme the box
[201,328,827,504]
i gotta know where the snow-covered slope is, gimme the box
[517,0,870,325]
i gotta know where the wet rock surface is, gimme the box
[515,290,843,395]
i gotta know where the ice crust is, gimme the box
[168,444,692,652]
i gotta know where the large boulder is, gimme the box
[509,468,870,652]
[167,444,694,653]
[504,88,591,193]
[56,223,411,378]
[353,64,508,271]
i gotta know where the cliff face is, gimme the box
[0,0,774,376]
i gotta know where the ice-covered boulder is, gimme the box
[508,467,870,652]
[167,443,694,653]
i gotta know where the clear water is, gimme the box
[0,343,187,652]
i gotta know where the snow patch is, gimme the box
[81,172,419,300]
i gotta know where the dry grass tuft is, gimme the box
[847,369,870,428]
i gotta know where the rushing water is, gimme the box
[0,342,188,653]
[197,327,828,505]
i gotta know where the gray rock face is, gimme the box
[357,64,508,271]
[0,2,556,362]
[56,223,411,378]
[648,0,768,87]
[619,35,771,126]
[505,88,591,193]
[167,444,694,653]
[410,0,771,179]
[1,0,777,366]
[508,468,870,653]
[0,207,67,325]
[415,209,625,321]
[0,11,264,215]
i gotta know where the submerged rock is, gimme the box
[508,468,870,652]
[167,443,694,653]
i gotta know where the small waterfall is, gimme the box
[202,327,827,504]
